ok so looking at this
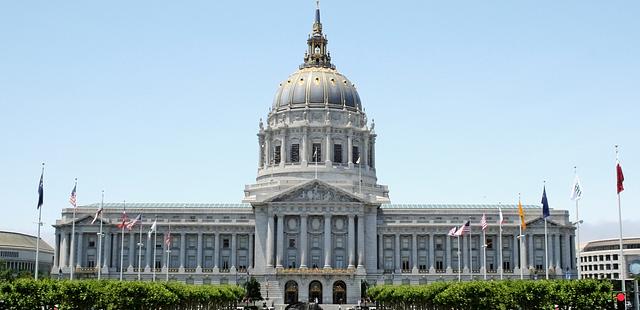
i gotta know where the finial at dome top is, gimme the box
[302,1,334,69]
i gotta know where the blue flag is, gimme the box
[37,168,44,209]
[541,186,550,218]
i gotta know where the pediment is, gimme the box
[266,180,363,203]
[527,217,562,227]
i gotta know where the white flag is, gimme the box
[570,176,583,201]
[356,156,361,164]
[498,206,505,224]
[148,219,157,239]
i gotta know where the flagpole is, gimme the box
[97,190,104,280]
[469,223,472,280]
[70,178,77,281]
[574,167,582,280]
[615,145,626,295]
[35,163,44,280]
[153,216,157,282]
[482,228,487,280]
[544,217,550,279]
[358,157,363,194]
[137,217,143,281]
[166,223,171,282]
[120,200,125,281]
[519,223,524,280]
[457,235,461,282]
[499,203,503,280]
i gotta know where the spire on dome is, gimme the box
[301,1,334,69]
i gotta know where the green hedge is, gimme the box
[0,278,244,310]
[367,279,613,310]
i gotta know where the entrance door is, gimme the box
[285,281,298,304]
[309,281,323,304]
[333,281,346,304]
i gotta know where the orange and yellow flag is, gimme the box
[518,198,526,230]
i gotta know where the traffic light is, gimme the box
[615,292,625,309]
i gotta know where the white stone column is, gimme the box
[528,234,534,269]
[563,233,571,272]
[347,133,353,166]
[513,233,519,270]
[412,233,418,273]
[196,233,203,269]
[76,232,83,267]
[554,234,561,272]
[357,215,365,269]
[300,215,308,268]
[446,235,452,269]
[231,233,237,269]
[323,214,332,269]
[53,233,60,270]
[324,130,332,165]
[213,233,220,269]
[266,215,274,268]
[394,234,401,273]
[462,235,468,270]
[377,234,383,270]
[128,233,135,268]
[145,233,152,269]
[281,134,287,166]
[60,233,68,268]
[347,215,355,269]
[363,133,369,169]
[264,134,271,169]
[276,215,284,268]
[429,234,435,270]
[371,136,376,168]
[178,233,186,269]
[301,128,308,166]
[104,232,111,269]
[249,233,255,269]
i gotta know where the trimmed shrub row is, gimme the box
[0,278,244,310]
[367,279,613,310]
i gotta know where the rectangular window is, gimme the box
[291,144,300,163]
[336,255,344,269]
[401,237,410,249]
[312,143,321,162]
[289,239,296,248]
[352,146,360,164]
[239,236,249,249]
[333,144,342,163]
[223,238,230,248]
[486,237,493,249]
[274,146,281,164]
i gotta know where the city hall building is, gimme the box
[53,5,577,305]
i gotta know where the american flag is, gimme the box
[480,213,488,231]
[116,207,128,229]
[69,182,77,208]
[126,214,142,230]
[447,226,458,236]
[455,221,471,236]
[164,228,172,247]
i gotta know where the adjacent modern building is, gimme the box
[580,237,640,280]
[52,5,577,305]
[0,231,54,277]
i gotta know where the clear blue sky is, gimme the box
[1,1,638,245]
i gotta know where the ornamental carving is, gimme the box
[273,182,359,203]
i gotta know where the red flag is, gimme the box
[617,162,624,194]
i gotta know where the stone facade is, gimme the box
[52,4,577,305]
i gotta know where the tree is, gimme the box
[243,277,263,306]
